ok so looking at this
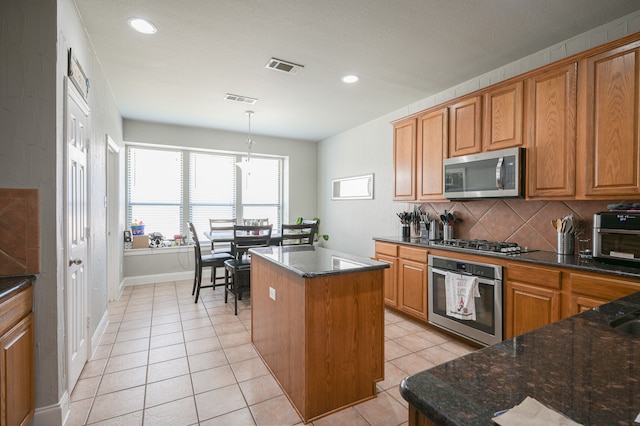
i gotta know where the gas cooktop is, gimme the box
[433,239,533,255]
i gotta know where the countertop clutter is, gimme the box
[399,291,640,425]
[374,236,640,280]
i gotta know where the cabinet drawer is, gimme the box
[375,242,398,257]
[0,286,33,336]
[398,246,428,263]
[570,273,640,301]
[507,263,561,289]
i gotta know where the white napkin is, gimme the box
[492,396,583,426]
[444,272,479,320]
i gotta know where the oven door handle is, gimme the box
[430,267,499,286]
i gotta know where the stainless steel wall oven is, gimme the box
[428,254,503,346]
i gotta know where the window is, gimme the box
[126,145,283,243]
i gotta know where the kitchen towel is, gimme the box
[444,272,480,321]
[492,396,583,425]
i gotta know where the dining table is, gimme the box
[203,230,283,246]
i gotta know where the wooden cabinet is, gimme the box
[397,246,429,321]
[0,284,34,426]
[505,263,561,339]
[526,63,577,198]
[251,254,384,423]
[568,271,640,315]
[416,107,448,201]
[375,242,398,308]
[580,40,640,198]
[393,117,417,200]
[449,96,482,157]
[483,81,524,151]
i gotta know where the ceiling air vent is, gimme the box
[265,58,304,75]
[224,93,258,105]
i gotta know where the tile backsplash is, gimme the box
[419,199,618,251]
[0,188,39,275]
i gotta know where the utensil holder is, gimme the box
[443,224,453,241]
[402,225,410,238]
[428,220,441,241]
[557,233,574,255]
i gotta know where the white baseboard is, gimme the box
[90,310,109,359]
[122,270,197,287]
[32,390,69,426]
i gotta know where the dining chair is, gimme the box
[224,224,272,314]
[280,222,317,245]
[209,218,236,254]
[189,222,233,303]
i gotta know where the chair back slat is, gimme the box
[232,224,272,257]
[280,223,317,245]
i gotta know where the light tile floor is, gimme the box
[67,279,476,426]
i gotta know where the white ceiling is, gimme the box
[75,0,640,142]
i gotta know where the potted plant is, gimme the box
[295,217,329,243]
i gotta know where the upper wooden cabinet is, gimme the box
[449,96,482,157]
[580,40,640,198]
[526,63,577,199]
[417,107,448,201]
[393,117,417,200]
[483,81,524,151]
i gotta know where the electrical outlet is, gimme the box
[269,287,276,301]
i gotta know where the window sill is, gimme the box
[124,244,193,256]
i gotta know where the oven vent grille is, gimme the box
[224,93,258,104]
[265,58,304,75]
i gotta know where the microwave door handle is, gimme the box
[496,157,504,189]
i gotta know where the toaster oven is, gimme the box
[593,212,640,265]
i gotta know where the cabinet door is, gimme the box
[582,41,640,197]
[505,263,562,338]
[483,81,524,151]
[393,118,417,200]
[376,254,398,308]
[507,282,560,337]
[569,272,640,315]
[449,96,482,157]
[526,63,577,198]
[397,258,428,321]
[0,313,34,426]
[417,107,448,201]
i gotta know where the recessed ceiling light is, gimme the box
[341,75,359,83]
[127,17,157,34]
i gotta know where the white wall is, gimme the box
[0,0,122,423]
[122,119,318,280]
[317,10,640,259]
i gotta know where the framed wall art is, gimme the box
[68,48,89,99]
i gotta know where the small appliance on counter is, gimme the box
[593,211,640,265]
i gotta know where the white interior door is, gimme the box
[65,78,90,392]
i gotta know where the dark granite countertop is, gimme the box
[374,236,640,279]
[400,291,640,425]
[0,275,35,300]
[249,245,389,278]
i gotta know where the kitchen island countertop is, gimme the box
[400,291,640,425]
[249,244,389,278]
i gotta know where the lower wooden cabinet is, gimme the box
[375,242,399,308]
[569,272,640,315]
[505,263,561,338]
[397,246,429,321]
[0,284,34,426]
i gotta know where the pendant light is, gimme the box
[236,110,255,172]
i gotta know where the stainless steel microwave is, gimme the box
[593,212,640,265]
[443,147,525,199]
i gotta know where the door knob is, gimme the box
[69,258,83,266]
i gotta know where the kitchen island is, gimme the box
[400,290,640,425]
[248,245,389,423]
